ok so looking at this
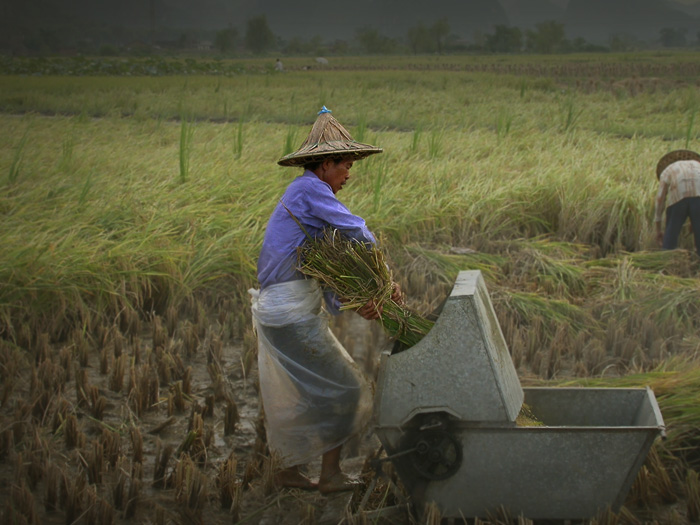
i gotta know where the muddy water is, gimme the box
[0,310,394,524]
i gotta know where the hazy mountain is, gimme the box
[527,0,700,16]
[499,0,699,41]
[667,0,700,16]
[2,0,698,50]
[242,0,375,40]
[499,0,564,28]
[2,0,508,43]
[248,0,509,40]
[565,0,697,42]
[2,0,241,34]
[372,0,509,39]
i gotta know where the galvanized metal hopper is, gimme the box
[374,270,665,520]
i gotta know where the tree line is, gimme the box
[6,13,700,57]
[223,15,700,56]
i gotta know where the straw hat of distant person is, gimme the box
[656,149,700,179]
[278,106,383,167]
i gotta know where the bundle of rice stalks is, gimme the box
[296,228,434,348]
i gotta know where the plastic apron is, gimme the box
[249,279,373,467]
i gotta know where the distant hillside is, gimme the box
[650,0,700,17]
[247,0,509,40]
[2,0,243,31]
[499,0,565,28]
[565,0,697,42]
[1,0,698,51]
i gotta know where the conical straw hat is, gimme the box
[278,107,383,167]
[656,149,700,179]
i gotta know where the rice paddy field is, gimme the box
[1,52,700,524]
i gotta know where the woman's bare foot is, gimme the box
[274,467,318,490]
[318,471,361,494]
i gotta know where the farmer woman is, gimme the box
[250,107,401,493]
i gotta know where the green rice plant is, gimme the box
[295,227,434,348]
[685,105,697,149]
[233,120,244,160]
[8,127,30,183]
[427,129,443,159]
[560,95,583,132]
[317,80,327,112]
[288,92,296,113]
[496,108,514,139]
[409,124,422,154]
[57,133,75,173]
[371,158,387,213]
[429,167,452,202]
[281,125,297,158]
[78,172,92,206]
[179,117,195,183]
[354,113,368,143]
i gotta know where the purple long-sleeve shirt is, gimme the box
[257,171,376,290]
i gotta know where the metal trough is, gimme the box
[374,271,665,520]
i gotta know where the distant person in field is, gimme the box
[274,58,284,72]
[654,149,700,255]
[249,107,402,493]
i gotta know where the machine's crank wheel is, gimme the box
[406,429,462,481]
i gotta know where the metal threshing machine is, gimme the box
[374,270,665,520]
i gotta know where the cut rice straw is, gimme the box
[285,205,433,348]
[298,228,434,349]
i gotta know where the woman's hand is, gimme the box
[356,300,382,320]
[354,282,404,321]
[338,295,381,320]
[391,281,404,305]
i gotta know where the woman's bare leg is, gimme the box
[318,446,359,494]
